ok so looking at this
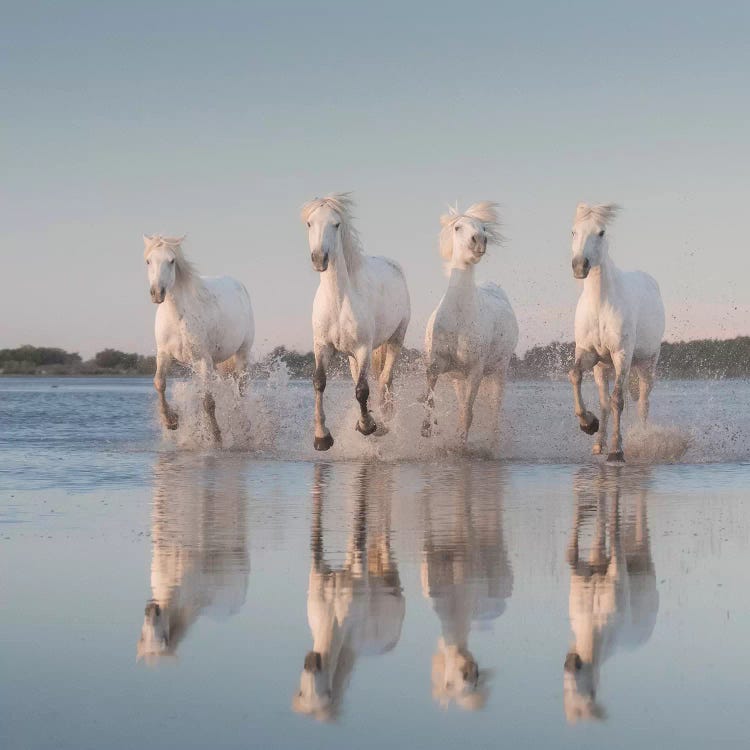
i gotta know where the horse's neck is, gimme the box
[319,252,352,307]
[164,276,206,319]
[442,267,478,314]
[582,256,620,307]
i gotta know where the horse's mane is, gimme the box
[574,203,621,226]
[143,234,200,288]
[300,193,364,273]
[439,202,504,262]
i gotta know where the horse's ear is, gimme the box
[143,234,153,246]
[575,203,590,222]
[439,205,459,227]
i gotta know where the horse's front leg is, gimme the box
[312,343,334,451]
[421,361,440,438]
[592,364,611,455]
[456,368,482,446]
[569,349,599,435]
[154,351,178,430]
[197,359,222,445]
[607,351,630,463]
[353,346,377,436]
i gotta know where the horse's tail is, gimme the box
[372,344,387,380]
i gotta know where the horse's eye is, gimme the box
[334,222,340,229]
[571,230,576,237]
[455,226,460,232]
[307,222,311,228]
[169,259,175,264]
[146,260,150,265]
[598,229,605,237]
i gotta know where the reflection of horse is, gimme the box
[137,454,250,664]
[293,463,405,721]
[564,468,659,722]
[421,464,513,710]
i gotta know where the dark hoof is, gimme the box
[165,414,179,430]
[579,416,599,435]
[606,450,625,464]
[314,433,334,451]
[355,418,377,437]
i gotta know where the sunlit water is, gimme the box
[1,376,749,749]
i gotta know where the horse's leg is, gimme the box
[197,359,222,444]
[569,349,599,435]
[154,351,178,430]
[592,364,611,455]
[354,346,377,436]
[378,341,402,422]
[421,361,440,438]
[233,341,251,397]
[607,351,630,463]
[633,358,656,425]
[457,369,482,446]
[313,343,334,451]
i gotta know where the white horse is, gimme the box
[137,454,250,664]
[563,468,659,722]
[301,194,411,450]
[143,235,254,443]
[568,204,665,462]
[293,464,405,721]
[421,464,513,710]
[422,202,518,445]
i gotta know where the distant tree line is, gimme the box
[2,337,749,379]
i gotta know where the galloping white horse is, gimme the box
[301,194,411,450]
[568,204,665,462]
[143,235,254,443]
[293,464,405,720]
[422,203,518,444]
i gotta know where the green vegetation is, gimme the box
[2,337,749,379]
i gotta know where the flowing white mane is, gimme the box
[300,193,364,272]
[574,203,621,226]
[439,202,504,261]
[143,234,199,286]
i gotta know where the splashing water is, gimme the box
[160,367,731,464]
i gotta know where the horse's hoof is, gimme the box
[592,444,604,455]
[314,433,334,451]
[606,450,625,464]
[579,416,599,435]
[165,414,179,430]
[355,418,377,436]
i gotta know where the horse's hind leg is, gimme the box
[377,333,404,421]
[354,346,377,437]
[421,362,440,438]
[197,359,222,444]
[633,358,656,424]
[233,341,252,396]
[607,351,630,463]
[456,369,482,446]
[154,351,178,430]
[569,349,599,435]
[592,363,611,455]
[313,343,334,451]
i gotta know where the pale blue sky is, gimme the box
[2,1,749,357]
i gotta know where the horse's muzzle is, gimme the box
[572,258,590,279]
[311,253,329,272]
[150,287,166,304]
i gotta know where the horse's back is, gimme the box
[203,275,255,355]
[362,254,411,344]
[479,282,519,362]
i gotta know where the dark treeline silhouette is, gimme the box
[2,338,749,379]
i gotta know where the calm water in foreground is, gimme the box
[1,377,749,749]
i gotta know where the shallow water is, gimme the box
[1,377,749,749]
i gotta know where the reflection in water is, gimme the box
[564,467,659,722]
[137,453,250,664]
[293,463,405,721]
[421,464,513,710]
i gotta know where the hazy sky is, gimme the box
[2,1,749,358]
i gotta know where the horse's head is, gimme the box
[143,234,186,303]
[570,203,620,279]
[431,640,487,711]
[439,202,503,270]
[292,650,335,720]
[563,651,606,723]
[136,599,173,665]
[301,195,351,273]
